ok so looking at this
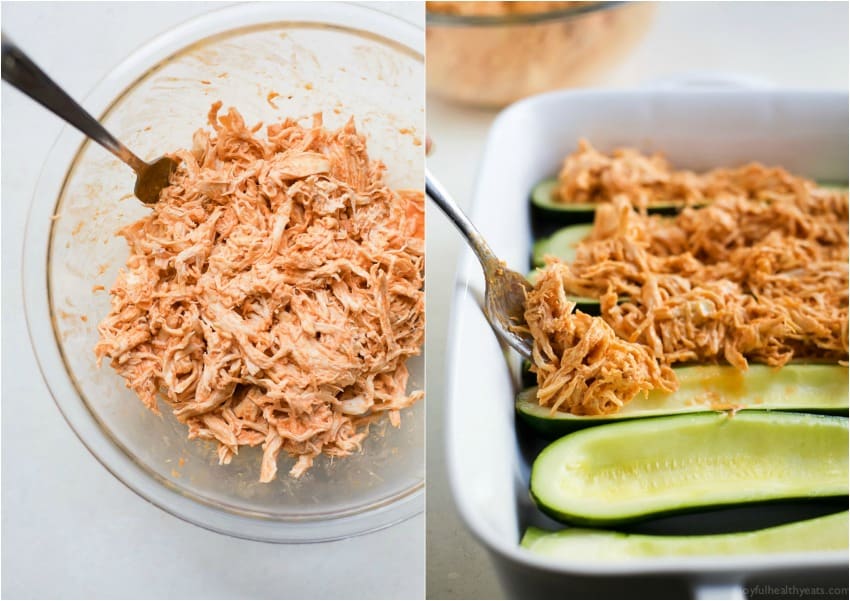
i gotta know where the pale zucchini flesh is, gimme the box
[530,177,846,221]
[530,412,849,526]
[521,511,849,560]
[531,178,607,213]
[531,177,686,216]
[517,364,850,436]
[532,223,593,267]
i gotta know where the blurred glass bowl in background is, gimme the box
[426,1,655,107]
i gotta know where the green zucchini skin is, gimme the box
[530,412,849,526]
[520,360,537,389]
[530,179,846,240]
[530,178,685,227]
[517,364,850,437]
[532,223,594,267]
[520,511,849,560]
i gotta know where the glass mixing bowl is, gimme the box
[23,2,424,543]
[426,1,655,107]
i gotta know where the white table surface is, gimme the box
[1,3,423,600]
[425,2,848,599]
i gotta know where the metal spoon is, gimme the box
[426,169,534,359]
[1,34,177,204]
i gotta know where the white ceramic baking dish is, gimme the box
[443,88,848,599]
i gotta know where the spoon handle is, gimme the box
[1,33,146,173]
[425,169,498,269]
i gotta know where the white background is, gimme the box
[1,2,423,600]
[425,2,848,599]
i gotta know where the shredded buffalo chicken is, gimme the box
[556,139,810,208]
[525,265,675,415]
[528,145,848,416]
[96,103,424,482]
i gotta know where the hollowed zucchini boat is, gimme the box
[521,511,849,560]
[517,364,850,436]
[531,223,593,267]
[530,177,847,227]
[530,411,848,526]
[531,178,687,225]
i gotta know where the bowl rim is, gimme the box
[425,1,624,27]
[23,0,424,544]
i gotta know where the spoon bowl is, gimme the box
[426,169,534,359]
[134,156,179,205]
[482,260,534,359]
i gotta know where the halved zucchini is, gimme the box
[532,223,594,267]
[532,178,621,221]
[521,511,849,560]
[517,364,850,436]
[530,412,848,526]
[521,360,537,388]
[531,178,845,231]
[531,177,689,226]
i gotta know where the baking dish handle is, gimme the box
[692,580,746,600]
[644,72,773,90]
